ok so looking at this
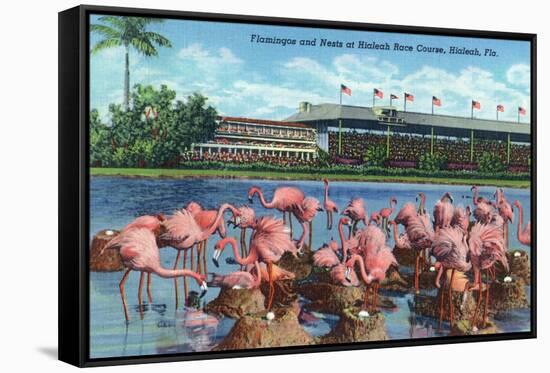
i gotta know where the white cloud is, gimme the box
[178,43,243,66]
[506,64,530,87]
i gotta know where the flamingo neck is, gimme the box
[516,203,524,239]
[252,188,274,209]
[226,236,257,265]
[200,204,233,240]
[338,220,347,260]
[153,266,202,284]
[253,261,262,287]
[391,223,400,247]
[472,187,479,206]
[297,221,308,248]
[324,182,329,203]
[350,254,369,284]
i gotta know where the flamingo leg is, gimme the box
[119,268,132,322]
[196,241,203,275]
[283,211,287,225]
[138,272,145,319]
[266,261,275,311]
[240,229,246,270]
[203,238,208,275]
[438,268,446,332]
[448,269,456,329]
[471,272,483,329]
[183,249,189,303]
[173,250,182,309]
[483,268,490,328]
[364,286,370,310]
[308,221,313,250]
[414,251,421,294]
[289,212,293,237]
[374,283,379,310]
[326,211,330,230]
[146,272,153,304]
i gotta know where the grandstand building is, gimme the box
[192,116,318,160]
[285,102,531,163]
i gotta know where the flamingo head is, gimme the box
[390,197,398,206]
[470,185,478,192]
[247,186,260,203]
[513,200,521,209]
[339,216,352,227]
[212,237,234,267]
[186,201,202,215]
[323,177,329,184]
[199,279,208,298]
[156,213,166,222]
[443,192,454,203]
[370,212,382,226]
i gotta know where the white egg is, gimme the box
[358,310,370,318]
[503,276,513,283]
[514,251,521,257]
[266,312,275,321]
[105,230,114,236]
[429,266,436,272]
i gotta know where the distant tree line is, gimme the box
[90,84,217,168]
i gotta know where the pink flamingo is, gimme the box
[494,188,514,249]
[293,197,323,252]
[336,216,357,263]
[342,198,368,238]
[451,206,471,233]
[471,186,495,224]
[388,220,411,250]
[162,203,239,308]
[312,243,359,286]
[431,226,471,330]
[468,221,507,329]
[514,200,531,246]
[209,261,262,290]
[212,216,296,317]
[345,248,397,311]
[246,261,296,283]
[229,205,257,259]
[102,214,166,303]
[395,202,434,293]
[247,185,305,236]
[433,192,455,232]
[116,228,207,322]
[379,197,398,235]
[323,178,339,230]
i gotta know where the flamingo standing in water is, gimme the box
[248,186,305,237]
[162,203,239,308]
[468,221,507,329]
[186,202,230,275]
[209,261,262,290]
[395,202,434,293]
[116,228,207,322]
[293,197,323,252]
[342,198,368,238]
[431,226,471,330]
[471,186,495,224]
[229,205,257,259]
[102,214,166,304]
[323,178,339,230]
[514,200,531,246]
[345,247,397,311]
[494,188,514,249]
[379,197,398,236]
[212,216,297,319]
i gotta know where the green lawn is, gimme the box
[90,168,530,188]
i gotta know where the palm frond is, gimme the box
[143,32,172,48]
[130,37,158,57]
[90,24,121,39]
[97,16,127,30]
[91,38,122,54]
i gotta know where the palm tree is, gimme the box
[91,16,172,110]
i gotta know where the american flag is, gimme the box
[374,88,384,99]
[518,106,527,115]
[390,94,399,100]
[432,96,441,106]
[405,92,414,102]
[472,100,481,110]
[497,104,505,112]
[340,84,352,96]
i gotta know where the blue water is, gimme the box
[90,176,531,358]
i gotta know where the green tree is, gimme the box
[89,109,112,166]
[478,152,506,173]
[363,145,387,167]
[418,153,447,171]
[90,16,172,110]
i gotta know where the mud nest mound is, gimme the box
[319,307,387,344]
[495,250,531,285]
[89,229,125,272]
[451,319,500,336]
[214,307,314,350]
[380,267,409,292]
[413,290,477,322]
[489,279,529,312]
[205,288,265,318]
[277,250,312,280]
[259,280,297,307]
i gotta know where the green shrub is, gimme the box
[418,153,448,171]
[477,152,506,173]
[363,145,387,167]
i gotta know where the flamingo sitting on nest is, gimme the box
[209,261,262,290]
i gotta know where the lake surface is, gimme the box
[90,176,532,359]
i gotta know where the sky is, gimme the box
[90,14,531,124]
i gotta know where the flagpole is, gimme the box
[471,101,474,119]
[497,107,499,121]
[404,93,407,112]
[372,92,375,108]
[390,96,393,107]
[338,87,342,155]
[431,100,434,115]
[518,109,520,123]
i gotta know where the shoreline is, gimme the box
[90,168,530,188]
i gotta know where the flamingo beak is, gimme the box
[212,249,221,267]
[317,207,324,212]
[345,267,352,282]
[199,281,208,298]
[248,197,253,204]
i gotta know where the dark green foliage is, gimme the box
[90,85,217,168]
[363,145,387,167]
[477,152,506,173]
[418,153,448,171]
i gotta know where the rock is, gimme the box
[296,282,363,314]
[205,287,265,318]
[495,250,531,284]
[392,247,416,267]
[277,251,312,280]
[89,229,125,272]
[319,307,387,344]
[413,289,476,322]
[489,279,529,312]
[451,319,500,336]
[214,307,313,350]
[381,267,409,292]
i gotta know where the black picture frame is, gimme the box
[59,4,537,367]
